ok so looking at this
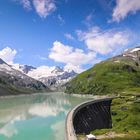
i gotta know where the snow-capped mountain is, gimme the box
[14,65,77,90]
[19,65,36,74]
[12,64,36,74]
[123,46,140,60]
[38,67,77,90]
[0,58,49,96]
[51,66,64,74]
[38,69,77,90]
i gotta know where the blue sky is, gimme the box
[0,0,140,73]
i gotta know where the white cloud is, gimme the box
[49,41,99,73]
[64,33,74,40]
[28,65,55,79]
[113,0,140,22]
[64,63,84,73]
[15,0,56,18]
[84,12,94,27]
[28,63,83,76]
[49,41,96,66]
[20,0,31,10]
[58,15,65,25]
[15,0,31,10]
[77,27,129,55]
[0,47,17,64]
[33,0,56,18]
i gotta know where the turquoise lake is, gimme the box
[0,92,88,140]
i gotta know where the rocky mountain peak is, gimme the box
[19,65,36,74]
[51,66,64,74]
[123,46,140,59]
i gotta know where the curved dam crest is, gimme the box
[65,97,114,140]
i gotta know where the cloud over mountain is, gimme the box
[49,41,97,73]
[77,27,129,55]
[0,47,17,64]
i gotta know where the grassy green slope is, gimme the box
[66,56,140,95]
[90,94,140,139]
[66,53,140,139]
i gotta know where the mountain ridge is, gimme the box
[65,46,140,95]
[14,65,77,90]
[0,58,50,96]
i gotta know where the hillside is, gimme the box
[0,58,50,96]
[66,46,140,139]
[65,47,140,95]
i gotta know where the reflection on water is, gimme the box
[0,92,88,140]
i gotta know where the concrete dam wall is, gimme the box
[65,98,113,140]
[73,99,112,134]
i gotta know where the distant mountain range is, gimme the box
[0,59,49,96]
[13,65,77,90]
[39,68,77,90]
[3,46,140,96]
[0,57,77,95]
[65,46,140,95]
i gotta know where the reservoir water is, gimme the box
[0,92,88,140]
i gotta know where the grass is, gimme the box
[66,53,140,139]
[65,57,140,95]
[100,136,140,140]
[77,93,140,140]
[90,93,140,139]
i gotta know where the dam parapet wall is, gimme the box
[65,97,114,140]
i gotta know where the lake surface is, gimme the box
[0,92,88,140]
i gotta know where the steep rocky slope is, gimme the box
[0,59,49,96]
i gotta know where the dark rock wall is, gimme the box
[73,99,112,134]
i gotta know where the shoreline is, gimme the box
[0,89,115,99]
[0,91,56,99]
[66,93,113,99]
